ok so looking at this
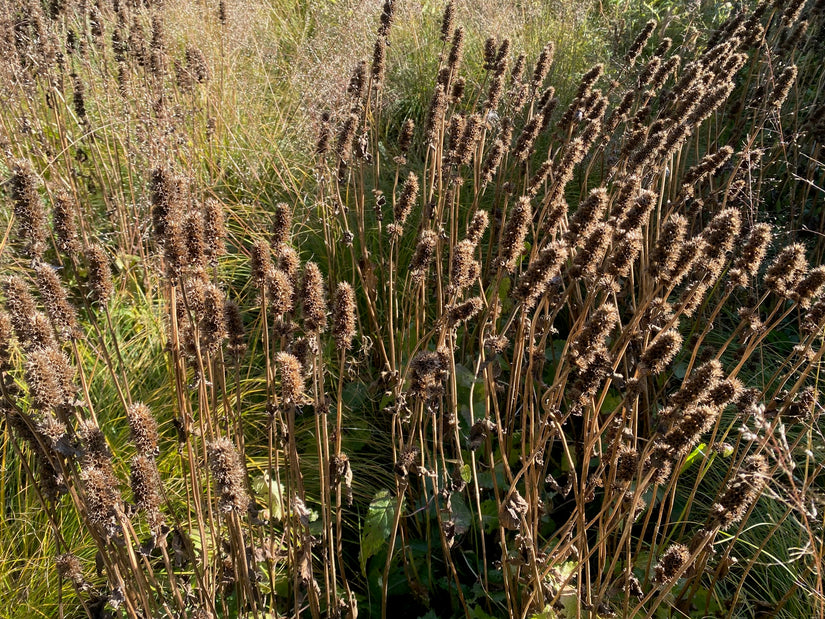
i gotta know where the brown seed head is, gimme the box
[271,203,293,248]
[399,118,414,154]
[765,244,808,298]
[649,214,687,280]
[85,244,113,306]
[512,243,568,311]
[729,223,771,287]
[52,190,81,256]
[10,160,47,258]
[275,352,305,405]
[127,402,159,457]
[55,554,86,587]
[451,240,480,291]
[332,282,357,351]
[34,263,79,340]
[500,197,532,272]
[708,454,768,529]
[625,20,656,66]
[446,297,483,327]
[567,187,607,243]
[640,329,683,375]
[792,266,825,309]
[130,454,165,533]
[224,300,246,359]
[410,230,438,282]
[531,42,554,89]
[203,199,227,265]
[267,268,294,316]
[301,262,327,332]
[440,1,455,42]
[654,544,691,584]
[394,172,419,231]
[250,240,272,289]
[207,438,250,513]
[466,210,489,246]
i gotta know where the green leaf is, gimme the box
[450,492,472,535]
[252,473,284,521]
[460,463,472,483]
[680,442,707,473]
[360,490,401,576]
[479,499,500,533]
[470,605,498,619]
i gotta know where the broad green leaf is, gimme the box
[450,492,472,535]
[360,489,401,576]
[252,473,284,521]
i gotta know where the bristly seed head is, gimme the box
[332,282,357,352]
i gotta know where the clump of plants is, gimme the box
[1,0,825,618]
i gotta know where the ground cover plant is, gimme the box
[1,0,825,617]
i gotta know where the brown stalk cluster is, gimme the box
[1,1,825,618]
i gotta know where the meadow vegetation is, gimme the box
[1,0,825,617]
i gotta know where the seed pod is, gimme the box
[792,266,825,309]
[649,214,687,280]
[440,1,454,42]
[451,240,480,291]
[271,202,293,248]
[769,65,797,109]
[398,118,414,154]
[728,223,771,287]
[52,190,81,256]
[640,329,683,375]
[80,464,122,538]
[34,263,79,340]
[199,283,227,353]
[670,359,723,411]
[512,114,543,161]
[371,36,386,87]
[275,352,305,405]
[332,282,356,351]
[207,438,250,513]
[765,244,808,298]
[86,244,113,306]
[481,139,505,186]
[127,402,159,457]
[567,188,607,243]
[446,297,483,326]
[250,239,273,290]
[301,262,327,332]
[708,454,768,530]
[500,197,532,272]
[654,544,691,584]
[393,172,419,231]
[10,160,47,257]
[130,454,165,534]
[512,242,568,311]
[570,222,611,279]
[267,268,294,316]
[316,111,332,156]
[466,210,489,246]
[410,230,438,282]
[425,85,447,145]
[625,20,656,66]
[224,300,247,359]
[567,305,619,370]
[531,42,554,89]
